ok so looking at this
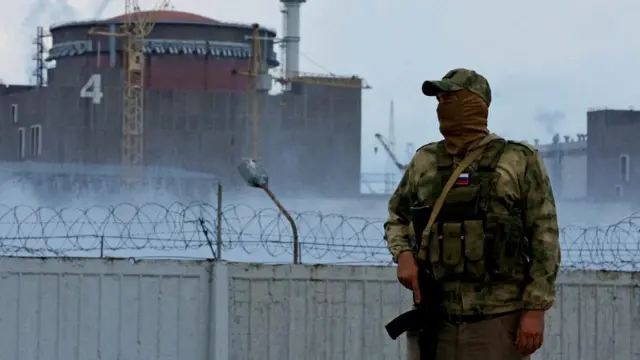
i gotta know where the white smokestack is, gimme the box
[280,0,305,81]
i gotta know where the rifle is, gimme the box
[385,205,441,360]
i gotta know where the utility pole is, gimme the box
[384,100,396,193]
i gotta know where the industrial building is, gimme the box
[536,133,588,201]
[535,108,640,204]
[586,109,639,202]
[0,3,365,201]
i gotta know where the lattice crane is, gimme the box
[89,0,170,184]
[374,133,407,171]
[231,24,267,159]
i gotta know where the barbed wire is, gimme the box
[0,202,638,270]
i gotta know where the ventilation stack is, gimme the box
[280,0,305,89]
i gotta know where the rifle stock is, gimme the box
[385,205,440,359]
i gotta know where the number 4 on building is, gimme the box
[80,74,103,104]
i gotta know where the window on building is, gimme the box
[620,154,630,182]
[17,127,25,159]
[615,185,623,198]
[11,104,18,123]
[30,125,42,156]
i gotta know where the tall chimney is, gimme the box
[280,0,305,82]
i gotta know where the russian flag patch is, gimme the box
[455,173,470,186]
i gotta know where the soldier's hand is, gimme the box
[516,310,545,355]
[397,251,421,303]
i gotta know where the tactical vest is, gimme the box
[423,139,529,283]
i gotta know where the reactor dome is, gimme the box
[107,10,220,23]
[47,9,278,92]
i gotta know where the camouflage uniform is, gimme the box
[384,69,561,360]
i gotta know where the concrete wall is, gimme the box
[587,109,640,202]
[559,153,587,200]
[0,76,362,197]
[1,257,639,360]
[539,151,587,201]
[537,139,587,201]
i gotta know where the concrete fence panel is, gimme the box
[227,263,412,360]
[0,258,217,360]
[0,257,639,360]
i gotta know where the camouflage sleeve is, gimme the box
[384,160,415,263]
[522,150,561,310]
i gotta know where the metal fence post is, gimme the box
[216,182,223,260]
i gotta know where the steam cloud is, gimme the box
[534,108,565,136]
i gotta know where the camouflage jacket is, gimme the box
[384,134,561,315]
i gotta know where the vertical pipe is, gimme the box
[216,182,222,260]
[97,41,102,68]
[556,142,562,198]
[108,23,116,67]
[280,5,287,76]
[284,2,300,79]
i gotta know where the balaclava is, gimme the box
[420,68,492,156]
[437,89,489,155]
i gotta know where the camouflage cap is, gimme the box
[421,68,492,106]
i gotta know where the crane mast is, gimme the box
[89,0,169,185]
[230,24,268,159]
[122,0,169,184]
[248,24,262,159]
[122,0,145,183]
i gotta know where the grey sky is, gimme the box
[1,0,636,174]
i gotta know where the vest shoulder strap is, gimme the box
[506,140,538,155]
[477,138,507,170]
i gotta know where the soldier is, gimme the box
[384,68,561,360]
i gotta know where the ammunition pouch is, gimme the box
[427,215,527,282]
[420,139,529,283]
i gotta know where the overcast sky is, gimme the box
[1,0,637,174]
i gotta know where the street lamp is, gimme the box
[237,158,300,264]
